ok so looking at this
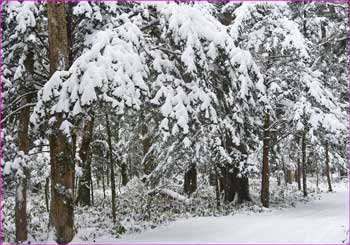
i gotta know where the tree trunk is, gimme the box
[121,161,128,186]
[102,171,106,199]
[184,164,197,196]
[296,158,301,190]
[106,164,110,187]
[105,113,117,224]
[222,166,251,203]
[287,170,293,184]
[325,140,333,192]
[77,118,94,206]
[48,3,74,244]
[277,174,281,186]
[90,158,94,206]
[15,84,33,242]
[49,116,74,244]
[214,166,221,209]
[45,177,50,212]
[281,159,288,186]
[316,161,319,188]
[238,177,251,203]
[222,166,236,203]
[302,128,307,197]
[96,175,100,189]
[301,0,308,199]
[261,112,270,208]
[222,132,252,203]
[141,123,154,175]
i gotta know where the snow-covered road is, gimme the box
[114,187,349,244]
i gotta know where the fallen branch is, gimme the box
[147,188,191,205]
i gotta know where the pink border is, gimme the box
[1,1,3,245]
[1,0,350,2]
[347,1,350,245]
[0,0,349,245]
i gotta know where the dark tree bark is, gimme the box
[77,118,95,206]
[48,3,74,243]
[49,116,75,244]
[66,2,74,67]
[105,113,117,224]
[45,177,50,212]
[121,161,128,186]
[236,162,251,203]
[277,174,281,186]
[221,165,251,203]
[281,158,288,186]
[222,132,252,203]
[102,170,106,199]
[238,177,251,203]
[222,166,236,203]
[300,0,308,199]
[90,154,94,206]
[214,166,222,209]
[141,123,154,175]
[296,158,301,190]
[106,163,110,187]
[261,112,270,208]
[325,140,333,192]
[300,1,310,197]
[316,161,319,188]
[184,164,197,196]
[302,128,307,197]
[287,170,293,184]
[15,51,34,241]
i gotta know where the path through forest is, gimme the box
[80,185,348,244]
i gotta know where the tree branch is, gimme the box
[2,103,37,124]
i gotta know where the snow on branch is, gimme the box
[31,19,149,126]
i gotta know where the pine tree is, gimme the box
[47,3,74,243]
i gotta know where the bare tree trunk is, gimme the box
[302,128,307,197]
[15,67,33,242]
[297,158,301,190]
[222,131,252,203]
[222,165,251,204]
[301,0,308,199]
[184,164,197,196]
[96,175,100,189]
[48,3,74,243]
[261,112,270,208]
[214,166,221,209]
[222,166,236,203]
[121,162,128,186]
[106,164,110,187]
[141,123,154,175]
[238,177,251,203]
[45,177,50,212]
[102,170,106,199]
[325,140,333,192]
[105,113,117,224]
[316,161,319,188]
[77,118,94,206]
[90,156,94,206]
[49,116,75,244]
[287,170,293,184]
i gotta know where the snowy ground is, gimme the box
[72,183,349,244]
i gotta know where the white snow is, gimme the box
[7,2,38,33]
[72,185,349,244]
[59,120,73,136]
[150,188,191,205]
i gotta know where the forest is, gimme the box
[1,1,349,244]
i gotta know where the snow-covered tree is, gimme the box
[2,2,348,244]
